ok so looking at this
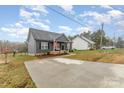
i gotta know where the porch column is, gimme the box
[67,42,70,52]
[53,40,55,51]
[53,40,57,51]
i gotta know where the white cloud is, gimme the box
[26,5,49,15]
[116,21,124,31]
[94,14,111,24]
[32,12,40,17]
[59,26,72,31]
[87,20,94,25]
[19,6,50,31]
[44,19,51,24]
[59,5,75,14]
[1,20,29,37]
[1,5,51,41]
[79,9,124,25]
[20,8,32,18]
[19,28,29,35]
[9,33,17,37]
[108,10,124,18]
[100,5,113,9]
[32,21,50,30]
[20,8,41,19]
[1,27,29,37]
[1,27,11,32]
[76,26,92,33]
[15,22,23,28]
[58,25,72,34]
[25,18,50,30]
[79,11,111,24]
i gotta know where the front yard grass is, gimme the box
[0,53,67,88]
[65,48,124,64]
[0,53,39,88]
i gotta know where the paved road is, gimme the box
[25,57,124,88]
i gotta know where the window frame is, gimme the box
[40,42,48,50]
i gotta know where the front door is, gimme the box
[61,44,65,50]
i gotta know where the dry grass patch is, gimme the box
[0,53,67,88]
[0,53,39,88]
[65,48,124,64]
[98,54,124,64]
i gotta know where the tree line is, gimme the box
[69,29,124,49]
[0,40,27,54]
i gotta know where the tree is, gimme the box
[68,34,79,41]
[116,37,124,48]
[21,41,28,54]
[80,31,91,39]
[68,36,74,40]
[90,29,109,49]
[105,37,114,46]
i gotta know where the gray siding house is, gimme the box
[27,28,71,55]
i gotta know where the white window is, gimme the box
[41,42,48,50]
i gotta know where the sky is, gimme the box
[0,5,124,42]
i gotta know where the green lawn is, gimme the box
[0,53,39,88]
[65,48,124,64]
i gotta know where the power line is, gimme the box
[46,6,84,26]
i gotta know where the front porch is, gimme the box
[52,40,69,51]
[35,40,70,56]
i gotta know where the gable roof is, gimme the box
[28,28,70,42]
[80,35,95,44]
[56,34,71,42]
[73,35,95,44]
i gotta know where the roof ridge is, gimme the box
[80,35,94,44]
[29,28,62,35]
[28,28,69,42]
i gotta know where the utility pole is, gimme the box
[113,31,116,47]
[100,23,104,49]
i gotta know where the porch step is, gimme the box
[50,51,68,54]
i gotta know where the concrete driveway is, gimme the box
[25,57,124,88]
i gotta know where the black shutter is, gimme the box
[39,42,41,49]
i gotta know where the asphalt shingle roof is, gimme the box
[29,28,62,41]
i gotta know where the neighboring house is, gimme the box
[72,35,95,50]
[27,28,71,55]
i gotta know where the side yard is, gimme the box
[0,53,39,88]
[65,48,124,64]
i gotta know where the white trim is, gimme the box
[80,35,95,44]
[41,42,48,50]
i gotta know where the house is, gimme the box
[27,28,71,55]
[72,35,95,50]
